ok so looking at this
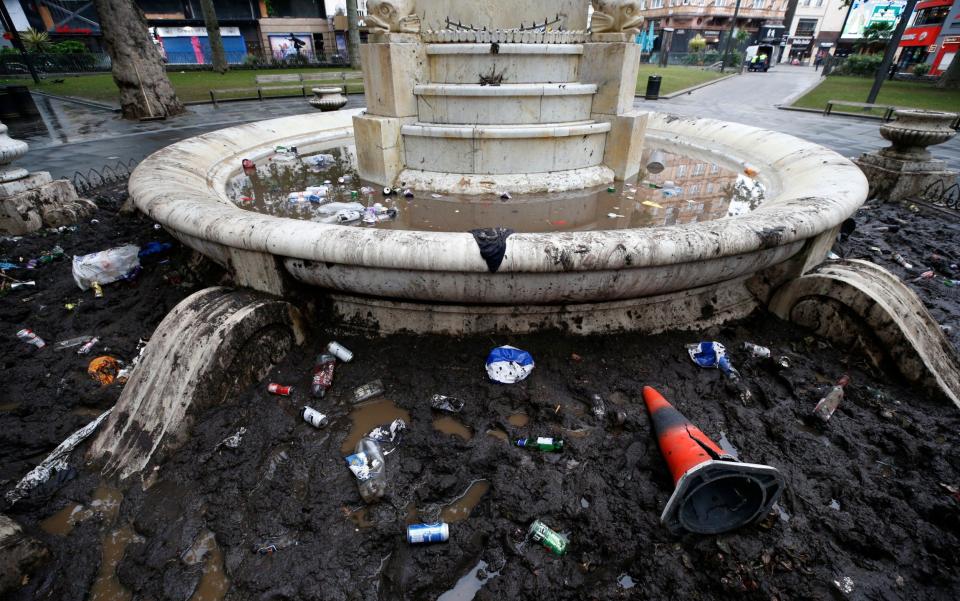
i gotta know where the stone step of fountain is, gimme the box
[426,43,583,85]
[401,120,610,176]
[413,83,597,125]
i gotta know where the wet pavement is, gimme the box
[635,64,960,170]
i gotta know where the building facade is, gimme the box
[782,0,848,64]
[897,0,957,73]
[3,0,355,64]
[636,0,789,55]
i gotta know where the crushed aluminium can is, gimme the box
[351,379,384,404]
[407,522,449,544]
[301,406,329,428]
[528,519,568,556]
[268,383,293,396]
[430,394,464,413]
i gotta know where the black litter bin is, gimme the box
[644,75,662,100]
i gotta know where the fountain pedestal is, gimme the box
[855,109,958,202]
[0,121,93,235]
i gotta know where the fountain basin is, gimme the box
[130,108,867,334]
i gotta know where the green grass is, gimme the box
[635,64,729,96]
[0,67,362,105]
[791,75,960,115]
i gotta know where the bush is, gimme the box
[50,41,89,54]
[913,62,931,76]
[832,53,883,77]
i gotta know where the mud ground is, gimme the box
[2,190,959,601]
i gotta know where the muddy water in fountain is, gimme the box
[340,399,411,454]
[433,415,473,440]
[228,145,765,233]
[441,480,491,523]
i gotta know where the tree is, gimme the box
[199,0,228,73]
[688,34,707,65]
[855,21,893,54]
[937,56,960,89]
[92,0,184,120]
[347,0,361,70]
[21,28,52,53]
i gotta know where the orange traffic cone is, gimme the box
[643,386,785,534]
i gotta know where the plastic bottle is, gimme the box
[589,394,606,420]
[813,375,850,422]
[516,437,564,452]
[743,342,771,358]
[311,354,336,398]
[354,437,386,502]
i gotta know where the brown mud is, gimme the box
[1,188,959,601]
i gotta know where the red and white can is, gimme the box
[268,383,293,396]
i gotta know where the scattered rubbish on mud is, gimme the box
[326,341,353,362]
[407,522,450,544]
[6,408,112,504]
[528,519,568,556]
[516,437,564,452]
[834,576,855,595]
[310,353,336,398]
[301,406,329,428]
[346,437,387,503]
[367,418,407,454]
[813,375,850,422]
[78,336,99,355]
[431,393,464,413]
[87,356,121,386]
[351,379,385,404]
[341,399,411,453]
[718,431,740,459]
[617,573,636,589]
[743,342,771,358]
[16,328,45,349]
[687,341,750,401]
[267,383,293,396]
[436,559,500,601]
[92,281,104,298]
[72,245,141,290]
[829,499,841,511]
[216,427,247,450]
[892,253,913,270]
[116,338,148,384]
[643,386,784,534]
[589,393,606,420]
[485,345,535,384]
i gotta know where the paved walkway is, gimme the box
[635,64,960,170]
[6,67,958,181]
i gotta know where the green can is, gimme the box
[528,519,568,556]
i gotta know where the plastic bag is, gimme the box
[486,345,535,384]
[72,245,141,291]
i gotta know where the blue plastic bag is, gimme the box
[485,345,535,384]
[686,341,735,376]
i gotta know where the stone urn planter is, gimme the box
[879,109,957,161]
[0,121,29,183]
[309,87,348,112]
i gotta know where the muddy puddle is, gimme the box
[486,428,508,441]
[441,480,490,523]
[433,415,473,440]
[40,485,122,536]
[187,532,230,601]
[506,413,529,427]
[89,525,137,601]
[340,399,411,454]
[39,502,83,536]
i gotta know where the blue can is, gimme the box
[406,522,450,544]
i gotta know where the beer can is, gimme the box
[528,519,568,556]
[268,383,293,396]
[301,406,329,428]
[406,522,449,544]
[326,341,353,362]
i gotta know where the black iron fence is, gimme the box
[71,159,139,196]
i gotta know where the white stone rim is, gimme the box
[130,108,868,274]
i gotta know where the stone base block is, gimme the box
[353,113,414,187]
[580,41,641,116]
[0,176,94,235]
[360,42,427,118]
[0,171,51,196]
[855,152,958,203]
[600,110,649,180]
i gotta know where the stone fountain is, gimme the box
[88,0,960,481]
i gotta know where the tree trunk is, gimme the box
[936,55,960,89]
[93,0,184,120]
[199,0,228,74]
[347,0,361,70]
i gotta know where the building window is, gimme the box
[795,18,818,37]
[693,163,706,176]
[676,164,687,177]
[815,0,823,6]
[690,184,701,195]
[715,0,726,6]
[710,163,719,173]
[912,5,951,27]
[706,183,714,193]
[801,0,810,6]
[651,0,663,7]
[752,0,764,8]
